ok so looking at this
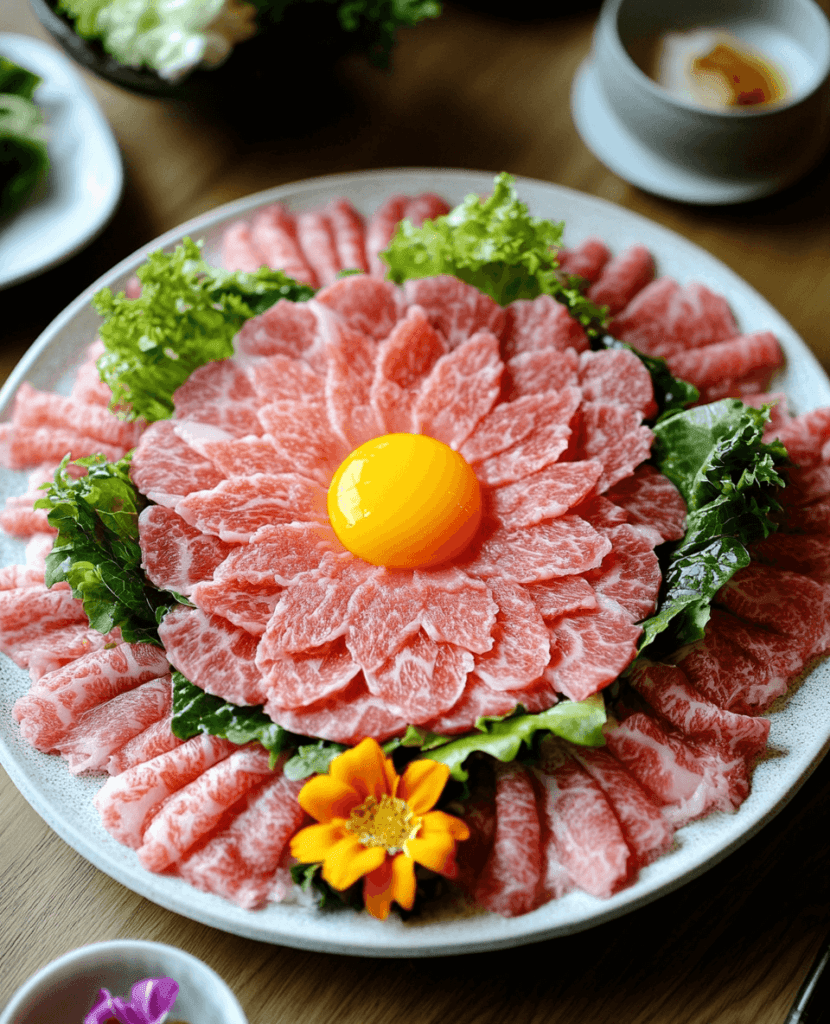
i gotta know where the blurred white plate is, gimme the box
[1,169,830,957]
[0,33,123,290]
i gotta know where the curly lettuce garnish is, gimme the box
[94,238,314,422]
[639,399,788,656]
[382,172,603,326]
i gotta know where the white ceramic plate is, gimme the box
[0,33,123,290]
[2,169,830,957]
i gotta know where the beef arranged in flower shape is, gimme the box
[133,275,687,745]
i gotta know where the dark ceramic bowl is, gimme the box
[28,0,357,102]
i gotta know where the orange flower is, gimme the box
[289,737,470,920]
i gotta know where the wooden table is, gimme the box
[3,2,830,1021]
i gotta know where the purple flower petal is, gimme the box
[84,988,118,1024]
[130,976,179,1022]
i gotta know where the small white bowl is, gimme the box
[0,941,248,1024]
[572,0,830,203]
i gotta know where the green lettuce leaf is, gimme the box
[94,238,314,422]
[639,399,788,655]
[35,454,182,643]
[1,66,48,221]
[171,671,290,765]
[283,739,348,780]
[400,695,607,782]
[381,172,596,318]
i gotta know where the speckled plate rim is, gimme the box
[2,168,830,958]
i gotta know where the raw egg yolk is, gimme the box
[327,433,482,569]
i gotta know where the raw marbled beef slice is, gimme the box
[471,386,580,486]
[628,659,770,764]
[172,360,262,438]
[577,348,657,419]
[571,745,673,869]
[576,401,654,493]
[175,472,328,544]
[106,713,184,775]
[14,641,170,751]
[504,347,579,400]
[189,577,282,636]
[402,276,506,351]
[474,577,550,691]
[130,420,225,508]
[412,332,503,450]
[364,632,472,723]
[605,464,687,542]
[295,209,341,287]
[492,460,603,530]
[556,236,610,282]
[137,744,276,872]
[158,605,265,706]
[259,637,361,709]
[57,675,172,774]
[215,522,341,587]
[266,676,408,745]
[535,750,634,897]
[474,762,543,917]
[465,516,611,584]
[234,299,320,360]
[139,504,235,596]
[586,243,654,316]
[177,767,306,909]
[581,523,662,622]
[314,275,402,340]
[370,307,447,434]
[545,593,641,701]
[259,552,378,654]
[325,198,370,274]
[94,734,238,848]
[249,204,318,285]
[501,293,589,359]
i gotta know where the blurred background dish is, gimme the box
[572,0,830,203]
[0,33,122,290]
[0,940,248,1024]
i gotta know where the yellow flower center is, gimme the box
[345,794,422,854]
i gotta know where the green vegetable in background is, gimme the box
[56,0,440,78]
[94,238,314,422]
[0,57,48,220]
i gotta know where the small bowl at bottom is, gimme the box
[0,941,248,1024]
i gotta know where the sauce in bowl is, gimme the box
[630,26,802,110]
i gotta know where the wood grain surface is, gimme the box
[2,1,830,1021]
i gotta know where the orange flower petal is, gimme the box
[329,737,396,802]
[406,811,470,875]
[397,758,451,815]
[390,853,416,911]
[322,833,387,891]
[289,820,347,863]
[363,857,395,920]
[298,775,361,823]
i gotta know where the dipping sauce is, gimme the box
[633,27,793,109]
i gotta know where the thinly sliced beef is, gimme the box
[137,744,276,872]
[14,642,170,752]
[138,505,234,596]
[402,276,506,350]
[501,293,589,359]
[474,762,542,917]
[177,767,306,909]
[586,243,654,316]
[94,734,238,848]
[158,605,266,705]
[56,675,172,774]
[130,420,225,508]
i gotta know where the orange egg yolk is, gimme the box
[327,433,482,569]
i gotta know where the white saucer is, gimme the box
[0,33,123,290]
[570,56,814,205]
